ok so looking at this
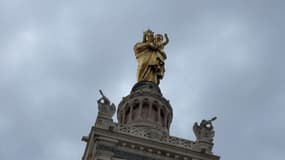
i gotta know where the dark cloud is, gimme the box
[1,0,284,160]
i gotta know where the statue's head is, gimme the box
[143,29,154,42]
[154,34,163,43]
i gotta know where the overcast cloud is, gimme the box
[0,0,284,160]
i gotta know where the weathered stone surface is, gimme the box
[131,81,162,95]
[117,81,172,138]
[82,82,219,160]
[82,126,220,160]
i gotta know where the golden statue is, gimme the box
[134,29,169,85]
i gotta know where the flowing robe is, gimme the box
[134,42,166,84]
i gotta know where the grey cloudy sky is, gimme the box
[0,0,284,159]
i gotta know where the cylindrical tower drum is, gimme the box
[117,81,173,138]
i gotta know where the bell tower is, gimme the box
[81,30,220,160]
[117,81,172,138]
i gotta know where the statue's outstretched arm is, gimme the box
[98,90,110,104]
[163,33,169,46]
[134,42,156,53]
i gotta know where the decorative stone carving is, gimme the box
[95,90,116,129]
[193,117,216,143]
[192,117,216,154]
[97,90,116,119]
[162,135,194,149]
[115,125,195,150]
[116,125,148,138]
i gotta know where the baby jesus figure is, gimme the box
[154,33,169,60]
[150,33,169,80]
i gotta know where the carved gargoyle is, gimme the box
[97,90,116,119]
[193,117,216,143]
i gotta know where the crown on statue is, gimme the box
[144,29,154,35]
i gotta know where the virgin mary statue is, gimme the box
[133,29,169,85]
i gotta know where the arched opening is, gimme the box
[152,104,158,122]
[160,109,165,127]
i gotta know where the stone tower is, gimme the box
[117,81,172,139]
[81,30,220,160]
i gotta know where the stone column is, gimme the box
[138,101,143,119]
[129,106,133,121]
[167,115,170,129]
[164,112,167,128]
[148,101,152,121]
[158,106,161,123]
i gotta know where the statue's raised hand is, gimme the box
[164,33,168,39]
[163,33,169,45]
